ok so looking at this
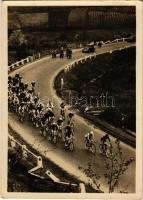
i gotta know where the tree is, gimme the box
[104,139,134,193]
[78,159,102,192]
[79,139,134,193]
[9,29,26,48]
[8,30,28,59]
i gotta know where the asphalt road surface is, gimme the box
[9,42,135,193]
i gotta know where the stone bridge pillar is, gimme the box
[48,9,71,28]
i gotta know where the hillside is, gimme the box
[55,47,136,132]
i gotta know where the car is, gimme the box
[82,45,95,53]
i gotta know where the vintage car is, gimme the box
[82,45,95,53]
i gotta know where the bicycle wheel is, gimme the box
[91,144,96,154]
[99,144,103,154]
[53,136,57,144]
[69,142,74,151]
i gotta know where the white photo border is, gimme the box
[1,1,143,199]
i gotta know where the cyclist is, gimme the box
[46,100,54,111]
[51,121,58,132]
[44,109,55,124]
[100,134,110,146]
[67,112,74,124]
[84,131,95,148]
[57,117,63,127]
[60,102,65,119]
[100,134,111,152]
[57,117,63,138]
[31,81,36,94]
[50,121,58,138]
[64,124,73,145]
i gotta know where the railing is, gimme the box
[96,37,130,45]
[63,38,135,74]
[8,37,133,73]
[8,134,86,192]
[8,53,41,72]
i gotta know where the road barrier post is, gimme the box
[9,136,16,148]
[11,64,14,69]
[37,156,43,168]
[61,78,64,90]
[21,59,24,65]
[22,145,28,159]
[79,183,86,193]
[16,62,19,67]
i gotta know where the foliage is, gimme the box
[79,139,134,193]
[78,159,101,191]
[104,139,134,192]
[8,30,28,60]
[9,30,27,48]
[54,48,136,131]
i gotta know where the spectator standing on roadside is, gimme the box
[60,47,64,58]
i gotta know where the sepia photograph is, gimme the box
[1,0,143,199]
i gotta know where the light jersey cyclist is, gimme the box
[50,122,58,136]
[57,117,63,129]
[46,100,54,111]
[85,131,95,147]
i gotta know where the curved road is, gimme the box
[9,42,135,192]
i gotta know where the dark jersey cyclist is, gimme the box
[64,124,73,138]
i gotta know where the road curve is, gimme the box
[9,42,135,192]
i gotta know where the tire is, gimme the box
[48,135,52,141]
[62,115,65,121]
[69,142,74,151]
[105,149,110,158]
[90,144,96,154]
[71,123,74,132]
[99,144,104,154]
[43,131,47,137]
[53,136,57,144]
[85,143,88,150]
[105,147,112,158]
[64,142,68,150]
[58,130,62,139]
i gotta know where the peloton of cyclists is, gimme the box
[8,73,114,154]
